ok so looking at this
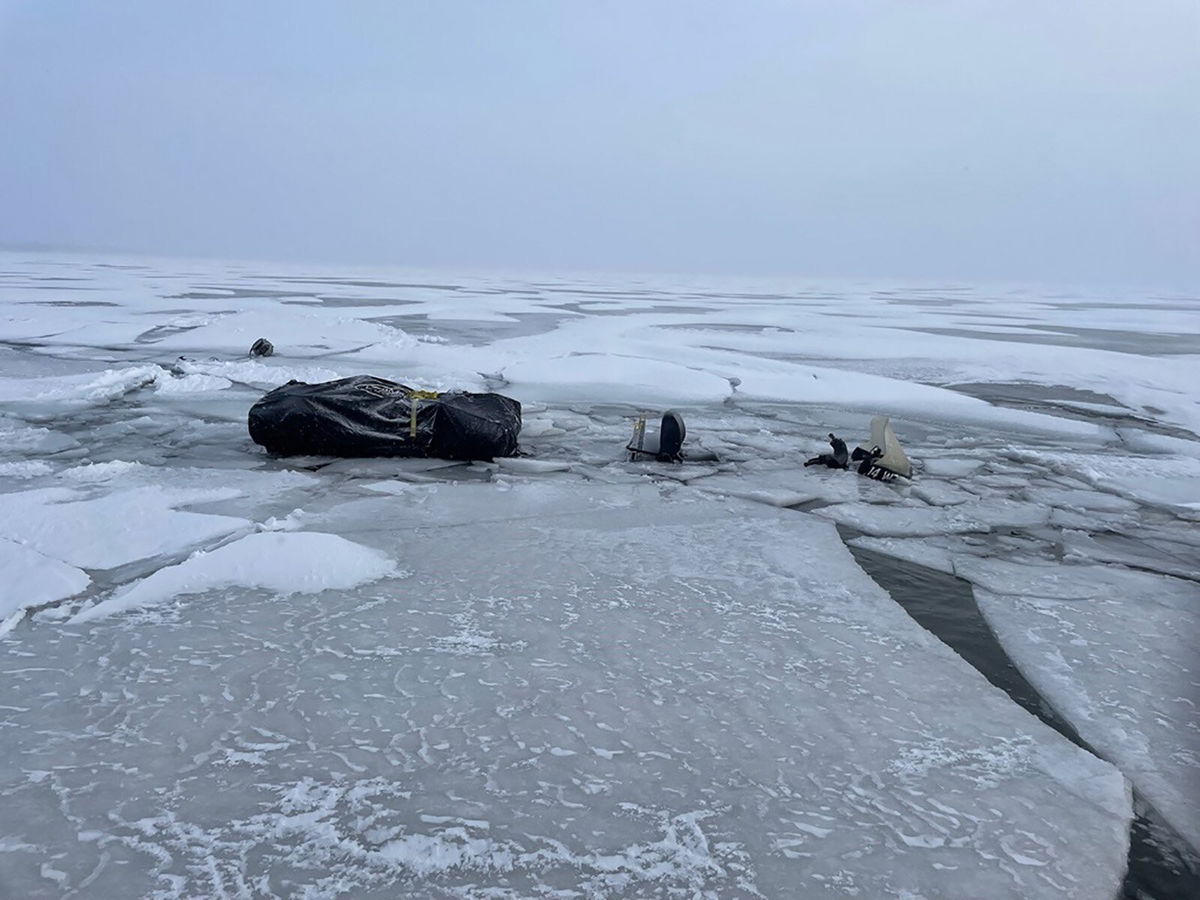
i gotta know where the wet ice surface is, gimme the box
[971,566,1199,852]
[1,484,1135,899]
[1,252,1199,897]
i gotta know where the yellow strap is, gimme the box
[407,390,440,437]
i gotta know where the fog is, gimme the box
[1,0,1196,285]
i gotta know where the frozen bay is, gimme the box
[1,252,1198,897]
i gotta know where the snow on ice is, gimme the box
[72,531,402,623]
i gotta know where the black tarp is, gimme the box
[248,376,521,460]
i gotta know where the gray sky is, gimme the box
[1,1,1197,285]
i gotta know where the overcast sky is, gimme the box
[1,1,1196,285]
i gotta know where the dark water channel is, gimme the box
[838,528,1200,900]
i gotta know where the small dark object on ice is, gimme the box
[628,411,686,462]
[248,375,521,460]
[627,411,719,463]
[804,433,849,469]
[249,338,274,358]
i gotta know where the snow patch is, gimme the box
[72,531,401,622]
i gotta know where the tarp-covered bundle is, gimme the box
[248,376,521,460]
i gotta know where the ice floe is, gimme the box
[2,251,1197,896]
[0,486,249,571]
[0,482,1132,898]
[969,563,1200,853]
[814,498,1050,536]
[0,540,90,634]
[73,531,401,622]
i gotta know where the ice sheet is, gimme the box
[1021,487,1139,513]
[484,315,1117,438]
[500,353,734,406]
[73,531,401,622]
[0,365,165,405]
[846,535,958,574]
[0,486,249,570]
[0,460,53,479]
[6,252,1198,437]
[0,416,81,457]
[847,525,1200,856]
[697,465,901,507]
[1059,528,1200,581]
[493,457,574,474]
[922,457,986,478]
[970,564,1200,852]
[0,539,90,630]
[912,481,977,506]
[1030,451,1200,512]
[146,308,417,359]
[0,483,1131,898]
[3,251,1198,896]
[814,498,1050,536]
[173,357,347,390]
